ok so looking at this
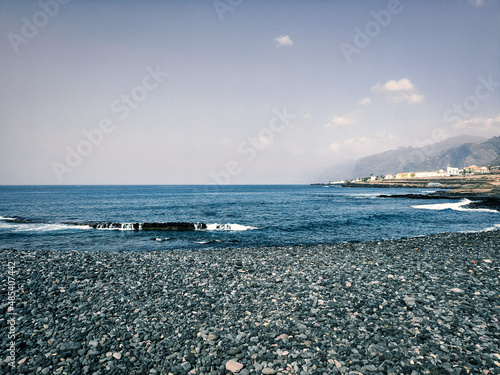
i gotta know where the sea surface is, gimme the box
[0,185,498,252]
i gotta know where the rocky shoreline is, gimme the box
[1,231,499,375]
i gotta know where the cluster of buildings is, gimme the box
[388,165,490,180]
[344,165,492,184]
[382,165,490,180]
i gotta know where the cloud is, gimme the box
[286,142,305,155]
[358,97,372,106]
[258,134,274,147]
[371,78,424,105]
[328,132,399,157]
[372,78,415,92]
[468,0,485,7]
[274,35,293,47]
[324,113,356,127]
[453,114,500,130]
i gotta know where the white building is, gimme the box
[414,169,447,178]
[447,167,460,176]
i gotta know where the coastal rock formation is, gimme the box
[89,222,207,230]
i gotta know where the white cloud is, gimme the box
[407,92,424,104]
[258,134,274,147]
[358,97,372,106]
[275,35,293,47]
[468,0,485,7]
[328,132,399,157]
[371,78,424,105]
[372,78,415,92]
[453,114,500,131]
[329,143,341,153]
[324,113,356,127]
[286,142,305,155]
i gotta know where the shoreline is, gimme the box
[315,182,500,212]
[1,230,499,374]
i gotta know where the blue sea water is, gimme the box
[0,185,498,252]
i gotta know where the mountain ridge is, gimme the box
[319,135,500,181]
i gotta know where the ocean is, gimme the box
[0,185,498,252]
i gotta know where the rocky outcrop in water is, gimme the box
[89,222,207,231]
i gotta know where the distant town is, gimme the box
[348,165,496,183]
[333,165,497,184]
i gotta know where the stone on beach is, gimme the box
[226,359,244,373]
[2,230,499,375]
[261,368,276,374]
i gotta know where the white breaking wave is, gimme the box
[351,193,379,199]
[0,216,15,221]
[412,199,499,213]
[205,223,257,231]
[195,239,221,244]
[482,224,500,232]
[0,222,92,232]
[94,223,139,230]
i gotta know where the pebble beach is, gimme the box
[1,231,499,375]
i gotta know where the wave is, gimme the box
[91,222,207,231]
[195,239,222,244]
[482,224,500,232]
[93,223,139,230]
[0,217,257,233]
[412,199,499,213]
[0,221,92,232]
[205,223,257,231]
[86,222,258,232]
[350,193,380,199]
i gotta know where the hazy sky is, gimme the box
[1,0,499,184]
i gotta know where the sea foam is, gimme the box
[412,199,499,213]
[0,222,92,232]
[205,223,257,231]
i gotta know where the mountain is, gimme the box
[353,135,488,178]
[319,135,500,181]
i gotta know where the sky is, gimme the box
[0,0,499,185]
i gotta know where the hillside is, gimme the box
[319,135,500,181]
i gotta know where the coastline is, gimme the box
[2,230,499,374]
[317,178,500,212]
